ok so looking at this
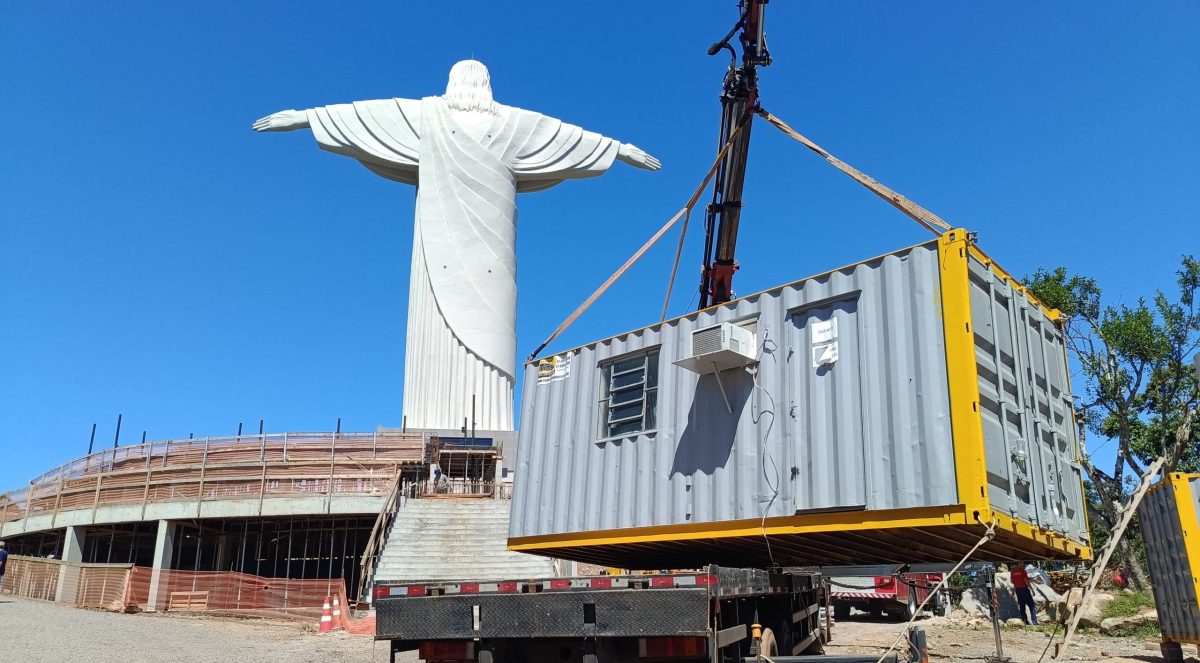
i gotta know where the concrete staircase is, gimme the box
[373,498,556,583]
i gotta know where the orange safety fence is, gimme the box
[67,564,133,610]
[1,556,62,601]
[1,555,133,610]
[1,556,376,634]
[124,567,341,620]
[340,608,376,635]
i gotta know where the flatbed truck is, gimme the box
[374,566,839,663]
[374,566,929,663]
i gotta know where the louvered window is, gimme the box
[598,350,659,439]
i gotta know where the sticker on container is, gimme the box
[811,318,838,344]
[536,354,572,384]
[812,341,839,368]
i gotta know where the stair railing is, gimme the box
[358,468,412,603]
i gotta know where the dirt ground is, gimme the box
[0,594,1183,663]
[829,614,1178,663]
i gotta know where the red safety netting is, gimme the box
[124,567,343,620]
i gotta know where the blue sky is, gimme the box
[1,2,1197,491]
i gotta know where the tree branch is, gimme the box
[1166,408,1197,474]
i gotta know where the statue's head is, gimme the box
[445,60,499,115]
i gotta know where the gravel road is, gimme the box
[0,594,1182,663]
[0,595,413,663]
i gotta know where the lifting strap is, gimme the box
[756,108,952,236]
[527,120,749,362]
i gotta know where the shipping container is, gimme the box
[1138,473,1200,647]
[509,229,1092,569]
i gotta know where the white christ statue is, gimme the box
[253,60,660,432]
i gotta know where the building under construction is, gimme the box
[0,427,548,609]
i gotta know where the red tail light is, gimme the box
[418,641,474,661]
[373,585,389,599]
[459,583,479,593]
[405,584,427,597]
[874,576,893,590]
[694,574,718,586]
[590,577,613,588]
[549,579,571,590]
[640,637,707,658]
[498,581,518,592]
[649,576,674,588]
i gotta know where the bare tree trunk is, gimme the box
[1117,536,1151,592]
[1089,494,1152,593]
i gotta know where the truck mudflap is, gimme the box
[377,587,711,642]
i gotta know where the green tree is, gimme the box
[1027,256,1200,591]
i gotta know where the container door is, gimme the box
[1013,307,1078,537]
[969,257,1040,527]
[787,298,868,512]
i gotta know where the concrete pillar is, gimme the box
[145,520,176,612]
[214,534,233,571]
[54,525,86,603]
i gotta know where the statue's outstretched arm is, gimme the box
[252,109,311,133]
[616,143,662,171]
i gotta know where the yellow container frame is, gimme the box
[1147,473,1200,644]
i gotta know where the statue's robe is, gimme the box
[306,97,620,430]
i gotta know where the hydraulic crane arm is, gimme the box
[698,0,771,309]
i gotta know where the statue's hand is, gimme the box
[617,143,662,171]
[252,110,310,132]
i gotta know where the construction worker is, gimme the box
[433,467,449,494]
[0,541,7,593]
[1011,561,1038,625]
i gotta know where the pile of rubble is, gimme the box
[950,572,1158,636]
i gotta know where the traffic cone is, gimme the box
[319,596,333,633]
[331,595,344,630]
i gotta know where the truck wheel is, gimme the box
[834,603,850,620]
[906,594,919,621]
[756,628,779,658]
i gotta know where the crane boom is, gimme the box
[698,0,771,309]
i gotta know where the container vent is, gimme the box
[692,326,724,357]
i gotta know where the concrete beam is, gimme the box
[3,495,388,538]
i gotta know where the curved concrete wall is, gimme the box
[1,432,424,537]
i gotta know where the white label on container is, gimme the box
[811,318,838,344]
[812,341,839,368]
[536,354,571,384]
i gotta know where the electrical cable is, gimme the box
[748,328,780,567]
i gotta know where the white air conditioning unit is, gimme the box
[673,322,758,374]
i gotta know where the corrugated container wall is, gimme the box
[1138,474,1200,645]
[510,230,1091,569]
